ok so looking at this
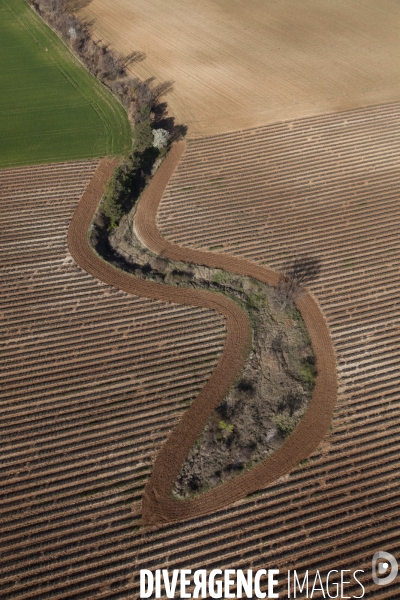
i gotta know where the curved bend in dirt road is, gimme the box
[68,145,337,526]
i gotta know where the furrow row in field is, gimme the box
[4,446,400,571]
[0,159,231,598]
[2,501,398,600]
[0,319,223,376]
[4,409,396,502]
[3,101,400,599]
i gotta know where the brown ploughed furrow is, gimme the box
[1,159,229,599]
[2,101,399,599]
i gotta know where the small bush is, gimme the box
[237,378,255,395]
[299,360,316,387]
[152,128,169,149]
[272,412,297,438]
[218,420,234,439]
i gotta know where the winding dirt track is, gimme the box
[68,144,337,525]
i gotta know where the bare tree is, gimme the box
[150,80,174,103]
[277,255,321,302]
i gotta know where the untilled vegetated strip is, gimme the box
[68,144,337,527]
[135,142,337,525]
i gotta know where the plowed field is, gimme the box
[2,100,400,596]
[81,0,400,136]
[157,102,400,597]
[0,161,227,599]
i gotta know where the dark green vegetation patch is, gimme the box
[0,0,131,167]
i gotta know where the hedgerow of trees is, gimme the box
[27,0,177,124]
[27,0,186,227]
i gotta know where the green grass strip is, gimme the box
[0,0,131,167]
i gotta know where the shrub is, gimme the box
[272,412,297,438]
[218,420,234,439]
[237,378,255,395]
[278,388,304,416]
[152,128,169,149]
[299,360,317,387]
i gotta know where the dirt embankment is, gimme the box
[68,144,337,526]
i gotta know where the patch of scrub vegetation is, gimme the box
[209,177,225,186]
[92,200,318,499]
[342,259,355,269]
[212,271,230,284]
[0,0,131,167]
[173,279,316,498]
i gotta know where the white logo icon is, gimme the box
[372,551,398,586]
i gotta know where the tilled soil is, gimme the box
[0,160,228,599]
[107,217,316,498]
[9,99,400,598]
[133,143,336,525]
[81,0,400,136]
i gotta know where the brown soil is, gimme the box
[81,0,400,136]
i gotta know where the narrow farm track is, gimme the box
[0,161,227,600]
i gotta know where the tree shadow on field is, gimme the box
[67,0,93,10]
[159,115,188,143]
